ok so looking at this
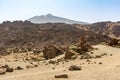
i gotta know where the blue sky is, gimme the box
[0,0,120,23]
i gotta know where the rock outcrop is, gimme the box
[43,45,63,59]
[108,38,120,47]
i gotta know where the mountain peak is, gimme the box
[41,14,53,17]
[27,14,87,24]
[45,13,53,16]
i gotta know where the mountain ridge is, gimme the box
[27,14,87,24]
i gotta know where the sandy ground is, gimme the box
[0,45,120,80]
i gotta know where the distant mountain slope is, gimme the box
[27,14,87,24]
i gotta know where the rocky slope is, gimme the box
[0,21,111,49]
[76,21,120,39]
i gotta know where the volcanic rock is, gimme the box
[43,45,63,59]
[69,65,82,71]
[65,50,75,59]
[6,67,14,72]
[55,74,68,78]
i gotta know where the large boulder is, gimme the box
[76,36,93,54]
[43,45,63,59]
[108,38,119,46]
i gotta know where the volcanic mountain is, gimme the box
[27,14,87,24]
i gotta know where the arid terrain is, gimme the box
[0,21,120,80]
[1,0,120,79]
[0,44,120,80]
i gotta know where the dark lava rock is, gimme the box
[6,67,14,72]
[43,45,63,59]
[55,74,68,78]
[69,65,82,71]
[15,66,24,70]
[0,69,6,75]
[65,50,75,59]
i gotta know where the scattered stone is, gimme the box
[1,65,9,68]
[69,65,82,71]
[80,54,93,59]
[52,67,55,70]
[6,67,14,72]
[57,58,63,63]
[49,60,56,64]
[15,66,24,70]
[55,74,68,78]
[94,48,99,50]
[99,62,102,64]
[0,69,6,75]
[34,64,38,67]
[101,53,107,56]
[26,65,31,69]
[86,59,91,62]
[45,63,48,65]
[88,63,90,64]
[82,63,85,65]
[90,52,94,54]
[65,60,69,62]
[94,62,96,64]
[56,62,59,65]
[95,55,101,58]
[63,69,66,71]
[110,54,113,56]
[29,62,34,65]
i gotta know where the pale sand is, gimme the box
[0,45,120,80]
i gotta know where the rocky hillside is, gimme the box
[0,21,111,49]
[76,21,120,39]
